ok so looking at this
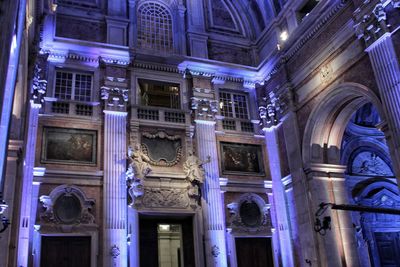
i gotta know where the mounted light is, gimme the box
[280,31,289,42]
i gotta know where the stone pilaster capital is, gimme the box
[353,0,400,48]
[259,90,290,129]
[101,86,129,110]
[191,97,218,122]
[31,64,48,107]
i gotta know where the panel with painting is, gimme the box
[41,127,97,165]
[220,142,264,175]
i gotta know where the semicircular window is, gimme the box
[54,194,82,224]
[239,200,261,227]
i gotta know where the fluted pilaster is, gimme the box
[17,102,41,267]
[263,128,294,267]
[103,110,128,267]
[366,34,400,178]
[195,120,227,267]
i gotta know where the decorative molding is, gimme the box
[319,63,333,84]
[227,193,271,234]
[39,185,95,225]
[134,62,180,73]
[211,245,220,258]
[110,245,120,259]
[46,51,99,64]
[140,131,182,167]
[101,86,129,107]
[141,188,190,208]
[191,97,218,121]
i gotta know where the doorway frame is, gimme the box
[32,225,98,267]
[133,209,204,267]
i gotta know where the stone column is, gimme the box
[262,127,294,267]
[17,63,47,267]
[102,84,129,267]
[191,97,227,267]
[354,1,400,181]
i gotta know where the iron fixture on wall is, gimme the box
[314,203,331,235]
[313,202,400,236]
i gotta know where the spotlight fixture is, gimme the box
[280,31,289,42]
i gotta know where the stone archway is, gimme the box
[302,82,385,166]
[301,82,386,267]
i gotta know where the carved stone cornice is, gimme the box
[353,0,400,48]
[191,97,218,121]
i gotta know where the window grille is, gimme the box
[219,91,249,119]
[54,70,92,102]
[137,2,173,53]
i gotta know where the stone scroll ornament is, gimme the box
[126,144,152,203]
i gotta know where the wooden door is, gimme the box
[235,237,274,267]
[41,236,91,267]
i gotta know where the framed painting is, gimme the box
[220,142,264,175]
[41,127,97,165]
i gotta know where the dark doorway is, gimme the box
[41,236,91,267]
[139,215,195,267]
[375,232,400,267]
[235,237,274,267]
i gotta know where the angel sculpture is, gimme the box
[127,144,152,179]
[183,150,211,184]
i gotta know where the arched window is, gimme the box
[137,2,173,53]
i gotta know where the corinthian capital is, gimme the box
[353,0,400,48]
[191,97,218,121]
[259,92,287,129]
[31,64,48,106]
[101,86,129,108]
